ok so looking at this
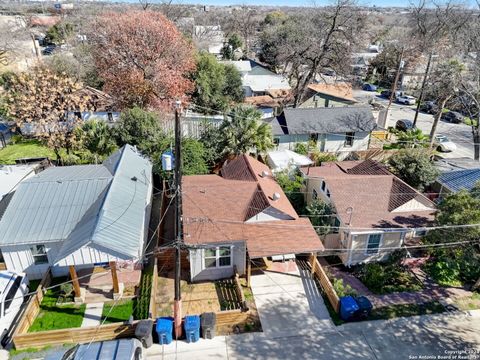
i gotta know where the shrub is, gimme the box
[332,278,356,297]
[294,142,308,155]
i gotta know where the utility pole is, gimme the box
[173,100,183,339]
[385,47,405,118]
[413,53,434,127]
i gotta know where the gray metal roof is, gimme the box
[437,168,480,192]
[0,145,152,262]
[268,106,377,136]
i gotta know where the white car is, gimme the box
[0,271,29,344]
[435,135,457,152]
[396,95,417,105]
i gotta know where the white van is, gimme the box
[0,271,29,343]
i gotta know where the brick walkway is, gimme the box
[322,258,473,308]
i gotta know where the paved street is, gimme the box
[353,89,476,159]
[146,311,480,359]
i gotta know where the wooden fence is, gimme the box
[149,258,158,319]
[309,254,340,313]
[12,269,53,336]
[215,309,250,335]
[13,321,138,350]
[233,268,248,311]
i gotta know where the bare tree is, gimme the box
[260,0,366,107]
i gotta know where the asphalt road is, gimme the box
[353,89,476,160]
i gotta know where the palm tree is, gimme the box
[76,119,116,163]
[220,105,274,156]
[396,128,429,149]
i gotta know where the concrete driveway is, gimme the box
[249,263,335,338]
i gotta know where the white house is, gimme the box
[0,145,153,280]
[265,106,377,160]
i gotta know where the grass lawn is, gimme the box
[102,299,134,324]
[28,277,86,332]
[454,292,480,311]
[0,139,56,164]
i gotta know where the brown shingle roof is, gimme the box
[300,161,436,229]
[307,83,357,103]
[183,155,323,258]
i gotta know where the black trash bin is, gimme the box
[201,312,216,339]
[354,296,373,319]
[135,319,154,348]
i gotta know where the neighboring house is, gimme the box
[265,106,377,160]
[0,164,39,202]
[266,149,313,173]
[300,83,358,108]
[193,25,225,57]
[0,122,13,148]
[433,168,480,198]
[244,95,280,118]
[219,60,252,77]
[242,73,291,97]
[0,145,153,280]
[182,155,323,282]
[69,86,120,124]
[300,160,436,266]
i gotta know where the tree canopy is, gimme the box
[89,10,195,110]
[191,53,244,114]
[5,67,91,161]
[388,149,439,191]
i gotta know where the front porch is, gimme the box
[69,263,141,304]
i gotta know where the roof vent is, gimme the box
[272,192,281,201]
[261,170,269,178]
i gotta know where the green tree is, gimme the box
[275,170,305,214]
[113,107,165,155]
[191,53,244,114]
[75,119,116,163]
[306,199,334,236]
[45,22,74,44]
[388,149,439,190]
[220,34,243,60]
[199,122,224,168]
[220,106,273,156]
[424,184,480,287]
[181,138,209,175]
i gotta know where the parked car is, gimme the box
[0,271,29,344]
[362,83,377,91]
[441,111,465,124]
[420,101,439,114]
[396,95,416,105]
[45,338,144,360]
[434,135,457,152]
[380,90,401,99]
[395,119,415,131]
[41,45,56,56]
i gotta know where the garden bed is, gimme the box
[28,277,86,332]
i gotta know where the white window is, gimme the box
[204,246,232,269]
[312,189,318,200]
[414,229,427,237]
[366,234,381,254]
[31,245,48,265]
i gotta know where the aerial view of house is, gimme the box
[301,160,436,265]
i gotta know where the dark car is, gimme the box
[362,83,377,91]
[380,90,401,99]
[441,111,464,124]
[395,119,415,131]
[420,101,439,114]
[41,45,56,56]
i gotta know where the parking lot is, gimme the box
[353,89,476,159]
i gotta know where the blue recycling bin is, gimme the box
[340,296,359,321]
[184,315,200,343]
[156,317,174,345]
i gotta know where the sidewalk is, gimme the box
[81,302,103,327]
